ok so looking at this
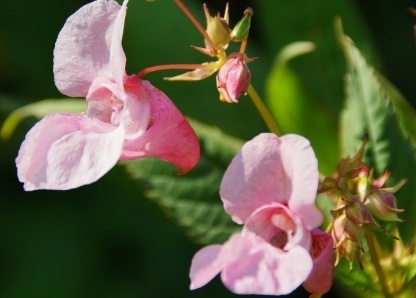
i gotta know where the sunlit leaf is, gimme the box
[124,119,242,245]
[265,41,339,175]
[1,98,85,140]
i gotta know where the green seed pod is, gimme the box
[230,7,253,42]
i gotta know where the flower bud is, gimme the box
[216,54,251,103]
[345,200,371,226]
[365,191,404,222]
[204,3,230,49]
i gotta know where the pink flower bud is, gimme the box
[365,191,404,222]
[216,54,251,103]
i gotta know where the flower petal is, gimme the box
[86,76,151,139]
[120,80,200,172]
[303,229,334,295]
[189,245,223,290]
[53,0,126,97]
[16,113,124,190]
[220,133,321,228]
[280,134,322,229]
[221,233,313,295]
[244,204,312,251]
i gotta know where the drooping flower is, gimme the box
[16,0,199,191]
[189,133,333,295]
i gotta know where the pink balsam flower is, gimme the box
[190,133,333,295]
[16,0,199,191]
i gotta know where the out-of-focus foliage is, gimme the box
[125,120,243,245]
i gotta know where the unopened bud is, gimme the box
[230,7,253,42]
[345,200,371,226]
[365,191,404,222]
[204,4,231,49]
[216,54,251,103]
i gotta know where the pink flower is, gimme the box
[190,133,333,295]
[16,0,199,191]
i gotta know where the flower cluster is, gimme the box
[320,136,407,268]
[166,3,255,103]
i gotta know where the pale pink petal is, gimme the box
[243,204,311,251]
[110,0,128,90]
[221,233,313,295]
[121,77,151,140]
[54,0,126,97]
[303,229,334,295]
[220,133,321,228]
[280,134,322,229]
[189,245,223,290]
[86,76,151,139]
[16,113,124,191]
[120,80,199,172]
[86,77,125,123]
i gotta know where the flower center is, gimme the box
[269,212,296,250]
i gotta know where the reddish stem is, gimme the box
[137,63,207,78]
[174,0,217,51]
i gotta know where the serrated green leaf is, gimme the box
[338,23,416,244]
[376,75,416,147]
[124,119,243,245]
[1,98,85,140]
[265,42,339,175]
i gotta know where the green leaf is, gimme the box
[338,22,416,244]
[257,0,377,124]
[334,259,382,298]
[124,119,242,245]
[265,42,339,175]
[1,98,85,140]
[376,75,416,147]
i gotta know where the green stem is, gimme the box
[247,84,281,136]
[364,228,392,298]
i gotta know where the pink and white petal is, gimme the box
[221,233,313,295]
[303,229,334,295]
[220,133,296,223]
[243,204,311,251]
[16,113,124,191]
[110,0,128,91]
[121,79,151,140]
[279,134,322,229]
[189,245,223,290]
[86,77,124,123]
[120,80,199,172]
[54,0,125,97]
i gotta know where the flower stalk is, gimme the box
[364,229,393,298]
[247,84,281,136]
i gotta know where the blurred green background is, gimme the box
[1,0,415,297]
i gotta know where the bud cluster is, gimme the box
[166,3,256,103]
[319,137,407,268]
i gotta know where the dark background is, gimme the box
[1,0,415,297]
